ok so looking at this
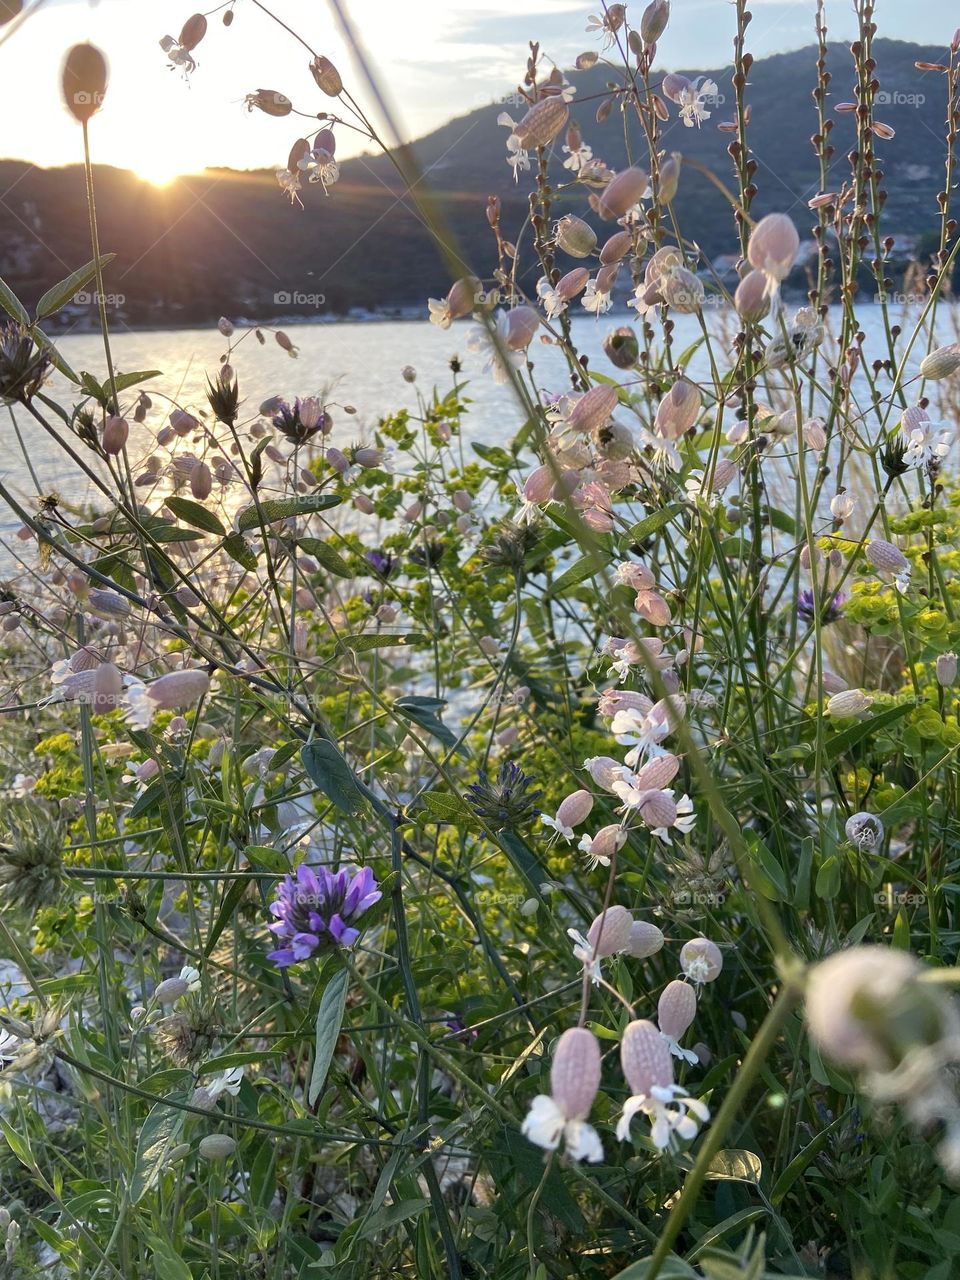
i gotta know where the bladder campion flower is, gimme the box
[617,1018,709,1147]
[521,1026,603,1162]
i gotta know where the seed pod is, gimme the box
[310,55,343,96]
[513,96,569,149]
[654,378,700,439]
[658,980,697,1040]
[621,1018,673,1096]
[551,1026,601,1119]
[603,326,639,370]
[198,1134,237,1160]
[936,652,958,686]
[147,669,210,710]
[555,214,597,258]
[845,811,884,850]
[626,919,664,959]
[178,13,208,50]
[747,213,800,281]
[866,538,909,574]
[919,344,960,380]
[632,753,680,791]
[637,789,677,829]
[62,43,108,123]
[556,789,594,828]
[640,0,670,45]
[585,904,633,958]
[102,415,128,455]
[568,385,619,435]
[600,230,633,265]
[593,167,648,220]
[679,937,723,982]
[247,89,292,116]
[734,269,770,323]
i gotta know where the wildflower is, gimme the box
[658,980,699,1064]
[626,919,665,959]
[267,863,381,968]
[679,937,723,983]
[866,538,911,593]
[845,812,884,851]
[521,1027,604,1162]
[830,492,856,522]
[271,397,328,445]
[617,1018,710,1147]
[630,788,695,843]
[0,324,52,404]
[827,688,873,718]
[747,213,800,298]
[542,789,594,841]
[662,74,719,128]
[160,13,206,76]
[194,1065,244,1108]
[900,408,951,471]
[797,590,845,624]
[611,697,684,767]
[578,823,627,870]
[654,378,700,440]
[581,276,614,315]
[586,5,625,47]
[466,310,532,384]
[499,98,569,178]
[937,653,958,687]
[428,277,480,329]
[569,905,634,982]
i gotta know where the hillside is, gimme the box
[0,38,953,325]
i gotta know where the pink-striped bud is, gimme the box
[586,904,634,958]
[636,789,678,829]
[550,1026,602,1119]
[802,418,827,451]
[621,1018,673,1096]
[88,589,131,620]
[555,215,597,258]
[658,979,697,1039]
[452,489,472,513]
[640,0,670,43]
[147,669,210,710]
[626,919,665,959]
[568,385,619,435]
[556,789,594,829]
[523,464,556,504]
[582,824,627,864]
[866,539,909,574]
[937,653,958,687]
[170,409,198,436]
[556,267,590,300]
[632,753,680,791]
[592,167,648,220]
[919,344,960,380]
[447,276,481,320]
[514,97,569,149]
[505,306,540,351]
[734,269,770,323]
[191,462,212,500]
[92,661,124,712]
[680,937,723,983]
[654,379,700,440]
[600,230,633,265]
[102,415,129,455]
[583,756,625,791]
[656,151,681,204]
[747,213,800,282]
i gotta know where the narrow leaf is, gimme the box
[35,254,116,321]
[308,968,349,1105]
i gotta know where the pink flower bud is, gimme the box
[190,462,212,500]
[523,464,556,504]
[583,755,625,791]
[626,919,664,959]
[569,385,619,435]
[937,653,958,687]
[632,753,680,791]
[636,789,678,829]
[593,167,649,220]
[513,96,569,149]
[102,415,128,455]
[734,269,770,323]
[556,789,594,828]
[600,230,632,265]
[866,539,909,574]
[586,904,634,958]
[92,661,124,712]
[354,494,375,515]
[147,669,210,711]
[658,979,697,1040]
[654,378,700,440]
[452,489,472,513]
[680,937,723,983]
[621,1018,673,1096]
[640,0,670,43]
[556,267,590,300]
[505,306,540,351]
[550,1026,601,1119]
[747,213,800,282]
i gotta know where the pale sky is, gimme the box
[0,0,954,185]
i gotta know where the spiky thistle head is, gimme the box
[0,806,63,912]
[466,761,542,830]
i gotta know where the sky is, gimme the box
[0,0,955,185]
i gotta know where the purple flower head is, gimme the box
[364,549,396,580]
[271,397,326,445]
[267,862,381,969]
[797,590,846,625]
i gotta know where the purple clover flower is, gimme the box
[267,862,381,969]
[797,590,846,625]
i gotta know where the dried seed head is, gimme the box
[310,55,343,96]
[586,904,634,958]
[550,1026,602,1118]
[555,215,597,258]
[62,43,108,123]
[658,979,697,1039]
[845,811,884,850]
[592,166,648,219]
[621,1018,673,1096]
[680,937,723,983]
[626,918,665,959]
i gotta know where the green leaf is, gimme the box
[705,1148,763,1184]
[355,1198,430,1241]
[743,829,788,902]
[825,702,912,765]
[147,1235,193,1280]
[610,1257,698,1280]
[497,830,547,899]
[0,1115,36,1170]
[623,503,683,544]
[0,275,30,326]
[815,854,841,900]
[308,968,349,1105]
[165,496,226,536]
[222,532,258,571]
[292,536,353,577]
[547,553,609,598]
[204,876,250,956]
[237,494,341,532]
[420,790,477,826]
[244,844,291,873]
[341,633,425,652]
[35,254,116,321]
[130,1097,186,1202]
[301,739,364,815]
[112,369,162,393]
[395,694,459,750]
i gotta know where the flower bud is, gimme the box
[621,1018,673,1096]
[102,415,128,455]
[626,919,664,959]
[936,652,958,687]
[147,669,210,711]
[866,538,909,574]
[586,904,633,958]
[191,461,212,501]
[599,230,633,265]
[551,1027,601,1118]
[919,344,960,380]
[154,976,190,1003]
[583,756,625,791]
[593,167,648,220]
[178,13,208,50]
[657,151,681,203]
[658,979,696,1040]
[680,937,723,983]
[632,753,680,791]
[555,215,597,258]
[654,378,700,439]
[310,55,343,96]
[602,326,639,369]
[198,1134,237,1161]
[802,418,827,451]
[747,213,800,282]
[556,789,594,829]
[568,385,619,435]
[640,0,670,43]
[513,96,569,149]
[88,589,131,620]
[826,688,873,717]
[505,306,540,351]
[62,43,108,123]
[734,269,770,323]
[447,276,480,320]
[845,812,884,850]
